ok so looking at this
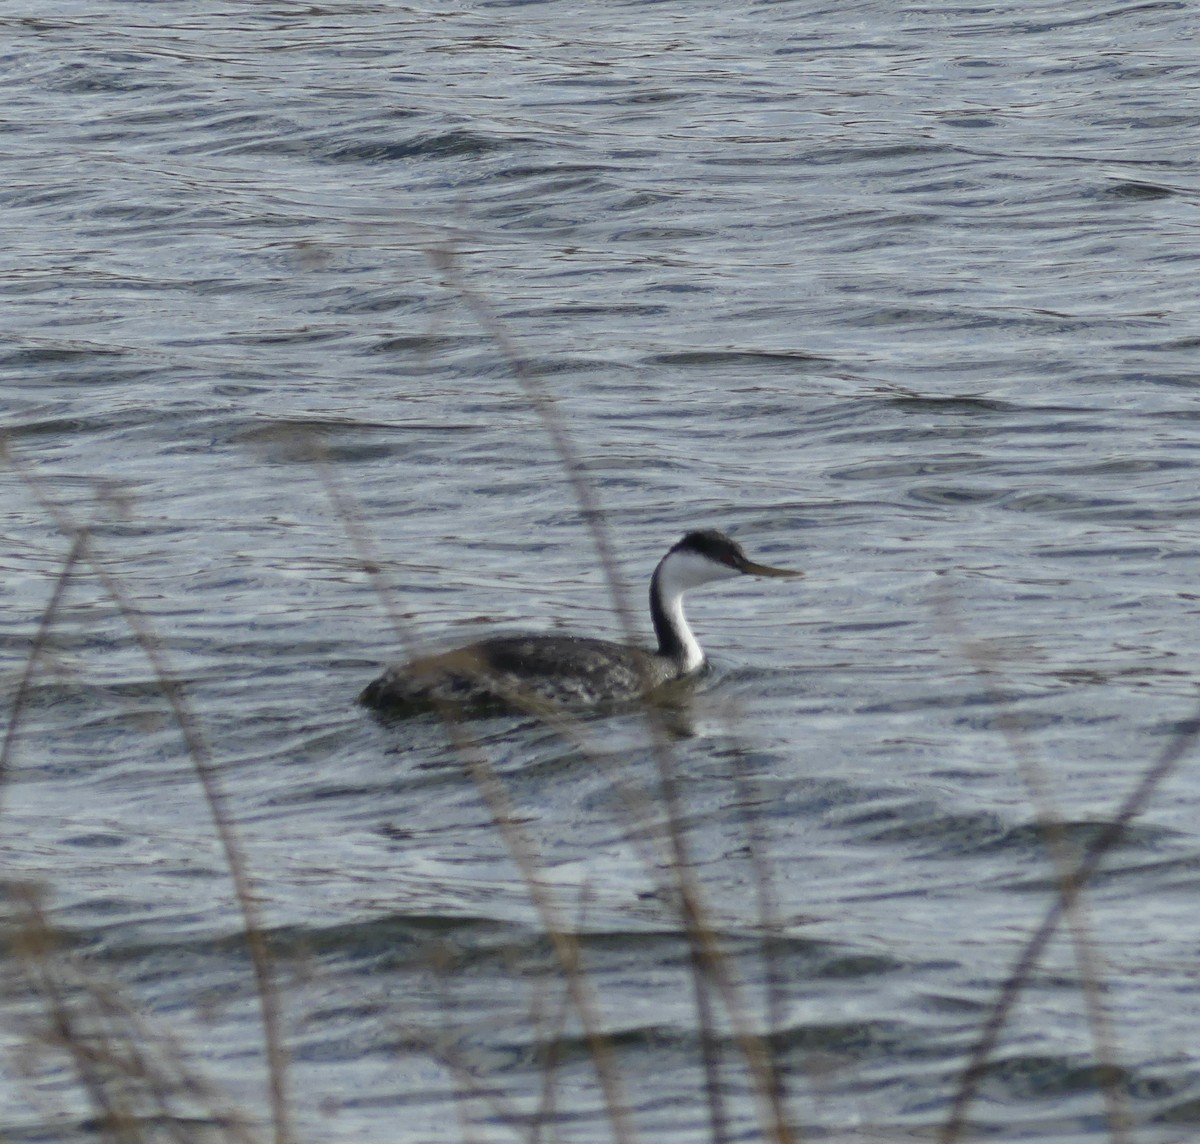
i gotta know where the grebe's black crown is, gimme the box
[672,529,749,570]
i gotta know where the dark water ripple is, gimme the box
[4,2,1200,1142]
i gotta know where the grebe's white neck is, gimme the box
[649,547,741,673]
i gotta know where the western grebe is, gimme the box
[359,529,800,714]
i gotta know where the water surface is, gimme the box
[3,3,1200,1142]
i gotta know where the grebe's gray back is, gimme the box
[359,530,799,714]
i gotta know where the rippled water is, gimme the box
[4,3,1200,1142]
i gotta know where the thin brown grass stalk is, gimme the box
[12,885,131,1141]
[717,703,793,1140]
[445,245,806,1144]
[428,972,501,1144]
[9,883,261,1144]
[600,775,793,1142]
[433,245,790,1144]
[428,245,640,655]
[528,884,595,1144]
[387,949,535,1144]
[448,722,638,1144]
[311,449,638,1144]
[663,822,730,1144]
[936,589,1130,1144]
[3,452,291,1144]
[430,1044,521,1144]
[0,525,87,816]
[939,699,1200,1144]
[670,883,797,1144]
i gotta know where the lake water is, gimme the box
[3,3,1200,1142]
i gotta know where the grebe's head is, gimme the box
[657,530,801,592]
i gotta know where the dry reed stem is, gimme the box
[429,975,503,1144]
[314,450,637,1144]
[939,700,1200,1144]
[428,245,640,655]
[449,721,638,1144]
[528,885,595,1144]
[718,703,792,1134]
[386,950,536,1144]
[0,526,86,816]
[8,884,261,1144]
[14,890,130,1140]
[936,590,1130,1144]
[392,932,582,1144]
[434,245,799,1144]
[3,451,291,1144]
[431,250,758,1144]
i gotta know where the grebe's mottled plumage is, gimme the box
[359,530,799,714]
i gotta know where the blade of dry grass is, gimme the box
[939,700,1200,1144]
[0,526,86,816]
[8,883,262,1144]
[314,448,638,1144]
[433,246,798,1144]
[528,884,596,1144]
[718,705,792,1134]
[936,590,1130,1144]
[448,721,639,1144]
[3,450,292,1144]
[12,885,131,1140]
